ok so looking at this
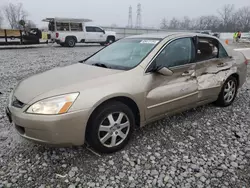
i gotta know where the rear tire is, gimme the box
[86,101,135,153]
[215,76,238,107]
[65,37,76,47]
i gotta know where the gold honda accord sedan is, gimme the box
[6,33,248,153]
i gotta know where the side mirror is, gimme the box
[157,67,173,76]
[103,30,105,34]
[147,60,173,76]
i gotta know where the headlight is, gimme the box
[26,93,79,115]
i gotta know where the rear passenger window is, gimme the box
[196,38,228,61]
[196,39,218,62]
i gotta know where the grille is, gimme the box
[12,97,25,108]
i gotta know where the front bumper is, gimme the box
[6,105,90,146]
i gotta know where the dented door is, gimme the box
[196,57,234,101]
[145,64,198,120]
[194,37,237,102]
[144,37,198,120]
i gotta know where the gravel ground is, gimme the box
[0,43,250,188]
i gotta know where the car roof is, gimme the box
[126,32,217,40]
[125,32,231,56]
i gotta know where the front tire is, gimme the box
[215,76,238,107]
[86,101,135,153]
[106,36,115,44]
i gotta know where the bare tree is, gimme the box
[168,17,180,30]
[195,15,221,31]
[235,6,250,31]
[180,16,191,30]
[218,4,235,31]
[160,18,168,29]
[160,4,250,32]
[3,3,27,29]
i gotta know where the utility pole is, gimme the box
[127,6,133,28]
[136,3,142,28]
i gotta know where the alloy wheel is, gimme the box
[224,80,236,103]
[98,112,130,148]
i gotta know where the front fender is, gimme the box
[69,84,140,112]
[68,83,145,123]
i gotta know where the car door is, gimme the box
[94,27,105,42]
[194,37,234,103]
[85,26,96,42]
[145,37,198,120]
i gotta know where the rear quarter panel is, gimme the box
[56,31,85,43]
[233,49,249,87]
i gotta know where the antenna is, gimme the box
[128,6,133,28]
[136,3,142,28]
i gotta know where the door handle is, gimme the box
[182,70,195,76]
[217,62,226,67]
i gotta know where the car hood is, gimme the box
[14,63,123,104]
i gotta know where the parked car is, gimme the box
[6,33,248,153]
[196,31,220,38]
[43,17,116,47]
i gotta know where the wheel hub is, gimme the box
[98,112,130,148]
[224,80,236,103]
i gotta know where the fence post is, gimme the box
[4,29,7,44]
[20,30,23,44]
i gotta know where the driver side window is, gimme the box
[155,38,195,68]
[95,27,103,32]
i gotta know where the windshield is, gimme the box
[84,38,160,70]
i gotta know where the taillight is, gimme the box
[56,32,59,38]
[245,60,248,65]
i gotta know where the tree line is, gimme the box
[0,3,250,32]
[160,4,250,32]
[0,3,36,29]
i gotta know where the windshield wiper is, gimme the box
[92,63,109,68]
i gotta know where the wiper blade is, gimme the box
[92,63,109,68]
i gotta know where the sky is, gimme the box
[0,0,249,28]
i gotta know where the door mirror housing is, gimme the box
[102,30,105,34]
[157,67,173,76]
[148,60,173,76]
